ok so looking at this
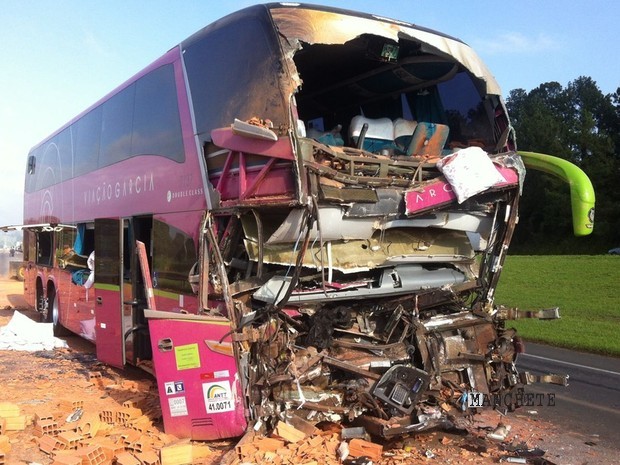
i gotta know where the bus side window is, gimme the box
[36,231,54,267]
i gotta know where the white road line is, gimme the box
[520,353,620,377]
[545,392,620,415]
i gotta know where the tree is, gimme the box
[506,78,620,253]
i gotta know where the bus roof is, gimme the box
[183,3,501,97]
[29,2,501,155]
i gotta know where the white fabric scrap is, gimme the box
[0,311,68,351]
[437,147,506,203]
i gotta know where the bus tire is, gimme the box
[46,285,71,337]
[36,279,46,320]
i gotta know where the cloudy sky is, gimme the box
[1,0,618,226]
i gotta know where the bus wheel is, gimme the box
[36,280,47,321]
[46,286,70,337]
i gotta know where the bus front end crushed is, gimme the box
[202,138,538,438]
[183,4,595,440]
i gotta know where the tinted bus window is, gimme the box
[73,106,102,177]
[56,128,73,181]
[183,12,285,143]
[437,71,494,147]
[36,231,54,267]
[152,220,196,294]
[95,219,121,286]
[26,64,183,192]
[26,130,71,193]
[132,65,184,161]
[100,84,135,166]
[29,145,46,191]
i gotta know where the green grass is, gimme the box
[494,255,620,356]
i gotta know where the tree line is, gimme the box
[505,77,620,254]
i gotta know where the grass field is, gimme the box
[494,255,620,356]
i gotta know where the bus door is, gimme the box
[95,216,153,368]
[94,218,125,367]
[123,216,153,365]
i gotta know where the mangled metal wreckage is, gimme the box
[183,4,594,439]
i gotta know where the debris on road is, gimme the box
[0,303,616,464]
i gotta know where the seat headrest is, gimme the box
[349,116,394,141]
[393,118,418,140]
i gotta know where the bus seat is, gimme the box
[349,116,394,152]
[307,125,345,146]
[393,118,418,152]
[71,268,89,286]
[406,122,450,158]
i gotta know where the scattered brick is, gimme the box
[51,454,82,465]
[34,418,60,437]
[0,435,9,454]
[57,431,83,450]
[39,434,67,455]
[116,451,141,465]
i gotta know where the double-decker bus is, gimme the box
[13,3,594,441]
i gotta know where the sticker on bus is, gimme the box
[202,380,235,414]
[174,343,201,370]
[164,381,185,395]
[168,397,189,417]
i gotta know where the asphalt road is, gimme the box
[516,341,620,450]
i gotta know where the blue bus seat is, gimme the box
[393,118,418,152]
[406,122,450,158]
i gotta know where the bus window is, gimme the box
[73,106,102,177]
[36,230,54,267]
[100,84,134,166]
[183,11,285,145]
[132,65,184,161]
[56,229,77,262]
[152,219,197,295]
[436,71,495,149]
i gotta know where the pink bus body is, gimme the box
[18,3,593,442]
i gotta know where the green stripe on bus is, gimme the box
[94,283,121,292]
[153,289,180,300]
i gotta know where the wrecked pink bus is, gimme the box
[14,3,594,440]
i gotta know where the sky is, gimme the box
[1,0,618,226]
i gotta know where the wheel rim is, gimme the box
[51,292,60,327]
[36,284,48,321]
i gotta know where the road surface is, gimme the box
[517,341,620,450]
[0,273,618,461]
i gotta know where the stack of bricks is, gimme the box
[0,401,28,433]
[0,401,28,464]
[26,396,217,465]
[3,392,390,465]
